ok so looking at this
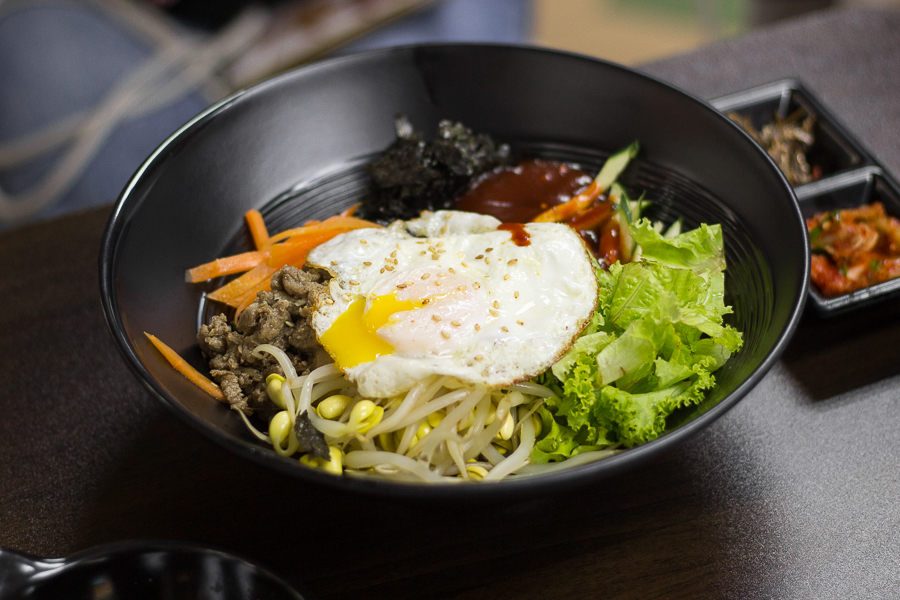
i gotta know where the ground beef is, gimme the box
[197,266,330,414]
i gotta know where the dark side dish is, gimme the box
[728,108,821,186]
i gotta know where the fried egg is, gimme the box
[306,211,599,398]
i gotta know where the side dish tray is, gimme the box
[711,79,897,316]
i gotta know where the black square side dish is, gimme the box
[796,167,900,315]
[711,79,874,188]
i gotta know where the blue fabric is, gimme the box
[0,0,531,228]
[0,1,210,228]
[338,0,532,52]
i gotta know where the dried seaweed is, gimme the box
[295,410,330,459]
[359,115,511,222]
[728,108,820,185]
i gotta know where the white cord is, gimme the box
[0,2,271,223]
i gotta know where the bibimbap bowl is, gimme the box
[100,44,808,498]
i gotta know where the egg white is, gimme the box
[306,211,599,398]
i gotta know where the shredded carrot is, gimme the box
[245,209,270,250]
[205,231,341,307]
[268,229,347,264]
[567,199,614,231]
[145,332,225,401]
[186,249,267,283]
[533,180,602,223]
[225,231,341,315]
[340,203,360,217]
[195,221,365,304]
[207,262,277,306]
[192,211,377,316]
[234,284,268,320]
[268,215,380,244]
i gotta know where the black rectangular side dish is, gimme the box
[711,79,900,316]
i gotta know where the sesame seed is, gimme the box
[342,294,351,302]
[437,272,447,277]
[457,285,467,292]
[325,298,335,305]
[486,247,493,252]
[432,255,439,260]
[421,273,431,280]
[397,283,408,289]
[390,250,397,258]
[360,239,367,244]
[451,320,461,327]
[385,265,394,271]
[475,324,481,331]
[508,259,518,266]
[434,281,441,286]
[441,330,451,339]
[485,257,491,264]
[436,241,445,247]
[441,225,448,234]
[514,291,520,298]
[448,267,456,274]
[504,274,510,281]
[474,355,484,361]
[432,315,441,322]
[391,258,398,265]
[517,320,524,326]
[423,298,432,305]
[363,261,372,266]
[473,282,480,289]
[331,260,338,266]
[380,267,386,274]
[349,280,360,286]
[501,326,509,332]
[420,251,427,255]
[458,252,465,259]
[461,262,469,268]
[493,300,499,309]
[475,254,484,260]
[490,309,499,317]
[444,213,452,219]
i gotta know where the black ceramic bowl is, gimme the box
[100,44,808,498]
[0,541,307,599]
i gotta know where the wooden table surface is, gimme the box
[3,8,900,599]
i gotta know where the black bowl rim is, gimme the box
[2,539,306,598]
[99,42,809,500]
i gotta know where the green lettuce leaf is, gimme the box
[531,218,743,462]
[630,219,726,273]
[531,405,607,464]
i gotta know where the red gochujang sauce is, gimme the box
[455,159,592,223]
[454,159,623,266]
[497,223,531,247]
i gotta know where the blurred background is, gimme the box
[0,0,896,229]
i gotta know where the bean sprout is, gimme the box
[244,346,560,482]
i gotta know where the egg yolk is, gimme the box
[319,293,427,369]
